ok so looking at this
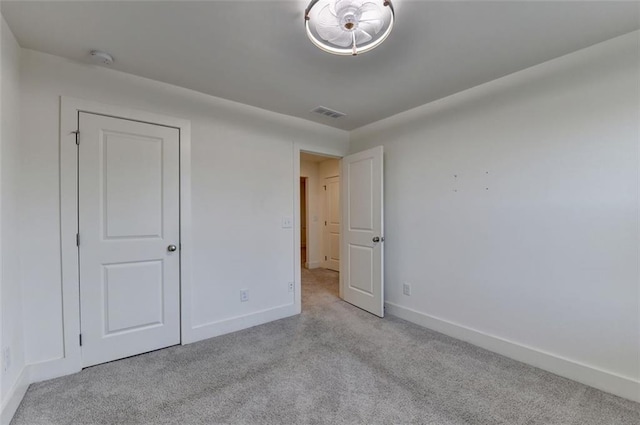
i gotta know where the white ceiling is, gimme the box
[2,1,638,131]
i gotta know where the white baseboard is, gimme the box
[28,357,81,384]
[185,303,298,344]
[385,302,640,403]
[306,261,322,269]
[11,303,298,397]
[0,304,298,424]
[1,366,30,425]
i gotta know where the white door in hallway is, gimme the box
[78,112,180,367]
[341,146,384,317]
[324,176,340,271]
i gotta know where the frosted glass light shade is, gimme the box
[305,0,395,56]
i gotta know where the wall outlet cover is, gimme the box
[3,346,10,372]
[240,289,249,302]
[403,283,412,296]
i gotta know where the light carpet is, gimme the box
[11,268,640,424]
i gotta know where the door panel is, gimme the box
[103,133,163,238]
[330,233,340,264]
[324,176,340,271]
[348,245,373,294]
[79,112,180,367]
[103,261,164,334]
[341,146,384,317]
[347,159,373,230]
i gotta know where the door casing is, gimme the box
[43,97,192,383]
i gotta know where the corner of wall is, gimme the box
[1,13,29,422]
[184,303,298,345]
[386,303,640,403]
[0,365,29,425]
[350,31,640,402]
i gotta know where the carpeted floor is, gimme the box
[11,268,640,424]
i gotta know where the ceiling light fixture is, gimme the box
[305,0,394,56]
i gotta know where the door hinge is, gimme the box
[79,334,82,346]
[323,185,327,190]
[76,233,80,247]
[72,130,79,145]
[324,221,327,226]
[325,256,327,260]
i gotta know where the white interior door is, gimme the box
[324,176,340,271]
[341,146,384,317]
[78,112,180,367]
[301,178,307,248]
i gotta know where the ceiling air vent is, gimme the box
[311,106,346,119]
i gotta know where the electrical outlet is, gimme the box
[3,346,10,372]
[240,289,249,302]
[403,283,412,296]
[288,282,294,293]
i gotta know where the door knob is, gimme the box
[167,245,177,252]
[372,237,380,243]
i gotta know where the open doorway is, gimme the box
[300,151,341,309]
[296,146,384,317]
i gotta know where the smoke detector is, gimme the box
[89,50,114,65]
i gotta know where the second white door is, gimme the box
[324,176,340,271]
[78,112,181,367]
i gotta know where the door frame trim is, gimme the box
[51,97,193,379]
